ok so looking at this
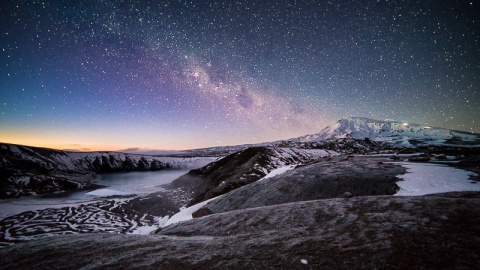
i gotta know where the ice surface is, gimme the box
[92,170,188,196]
[85,188,130,197]
[0,170,189,219]
[395,162,480,196]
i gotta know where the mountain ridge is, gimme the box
[0,143,216,198]
[290,117,480,146]
[179,117,480,157]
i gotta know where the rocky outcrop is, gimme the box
[276,137,389,153]
[0,143,215,198]
[166,146,337,206]
[204,155,406,214]
[191,207,213,218]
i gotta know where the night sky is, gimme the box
[1,0,479,151]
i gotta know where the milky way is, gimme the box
[1,0,479,150]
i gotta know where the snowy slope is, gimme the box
[253,147,338,175]
[169,146,339,205]
[0,143,216,172]
[291,117,480,147]
[0,143,216,198]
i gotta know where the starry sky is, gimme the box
[1,0,479,151]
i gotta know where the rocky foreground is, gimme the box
[1,192,479,269]
[0,155,387,247]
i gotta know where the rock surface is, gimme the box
[0,143,215,198]
[166,147,336,206]
[205,155,405,214]
[1,192,479,269]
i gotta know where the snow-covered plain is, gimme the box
[164,160,480,227]
[395,162,480,196]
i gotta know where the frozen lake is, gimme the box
[0,169,189,219]
[88,170,189,197]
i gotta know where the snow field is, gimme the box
[395,162,480,196]
[162,196,222,227]
[258,165,296,181]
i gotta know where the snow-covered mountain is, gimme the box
[291,117,480,147]
[182,117,480,156]
[0,143,216,172]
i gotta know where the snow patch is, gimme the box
[163,196,222,227]
[259,165,296,181]
[395,162,480,196]
[129,216,170,235]
[16,177,31,185]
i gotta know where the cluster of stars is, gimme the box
[0,0,479,150]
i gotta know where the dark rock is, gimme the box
[167,147,272,206]
[167,146,336,206]
[408,155,431,162]
[122,157,136,171]
[192,207,214,218]
[0,143,186,198]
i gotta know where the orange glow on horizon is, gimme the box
[1,139,123,152]
[0,126,255,152]
[0,132,185,152]
[0,139,187,152]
